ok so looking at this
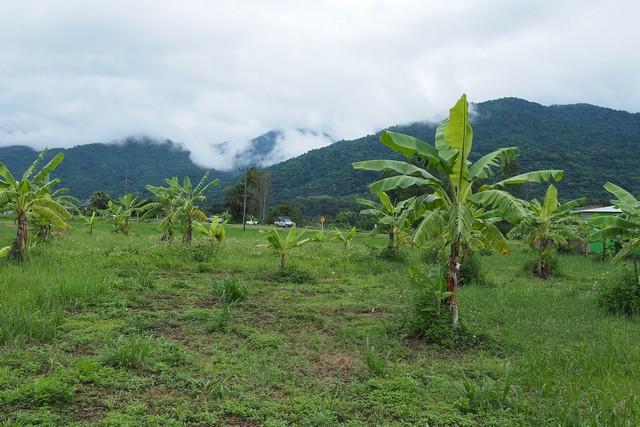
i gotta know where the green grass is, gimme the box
[1,216,639,425]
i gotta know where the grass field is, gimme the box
[1,217,639,426]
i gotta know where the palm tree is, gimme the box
[0,150,71,259]
[164,173,219,243]
[357,192,421,251]
[353,94,563,326]
[508,184,584,278]
[260,227,311,270]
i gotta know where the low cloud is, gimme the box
[0,1,638,170]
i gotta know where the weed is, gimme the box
[213,277,249,305]
[101,335,154,369]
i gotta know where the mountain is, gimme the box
[1,98,638,215]
[267,98,640,217]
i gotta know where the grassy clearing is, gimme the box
[0,217,639,426]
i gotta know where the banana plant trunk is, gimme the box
[280,252,286,271]
[184,217,193,243]
[447,238,461,328]
[10,212,28,259]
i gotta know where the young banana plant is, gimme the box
[194,216,227,244]
[79,211,98,234]
[334,226,357,248]
[259,227,311,270]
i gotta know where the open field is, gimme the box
[1,217,640,426]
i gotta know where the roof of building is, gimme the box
[576,206,622,214]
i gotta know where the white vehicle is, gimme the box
[274,217,295,228]
[246,220,259,225]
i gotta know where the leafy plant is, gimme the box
[508,184,584,278]
[105,194,143,235]
[79,211,98,234]
[259,227,311,270]
[354,94,562,326]
[363,338,387,377]
[141,182,180,241]
[590,182,640,265]
[598,269,640,316]
[165,173,219,243]
[358,192,421,251]
[213,277,248,305]
[194,215,227,244]
[0,149,71,259]
[334,226,357,248]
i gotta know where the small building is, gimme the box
[575,206,622,254]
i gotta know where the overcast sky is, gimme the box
[0,1,638,169]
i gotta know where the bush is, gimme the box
[598,269,640,316]
[522,251,560,278]
[213,277,249,305]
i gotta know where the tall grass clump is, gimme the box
[213,277,249,305]
[598,268,640,316]
[101,335,154,369]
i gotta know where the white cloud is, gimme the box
[0,0,638,170]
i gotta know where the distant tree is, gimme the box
[265,202,304,225]
[335,210,358,227]
[224,168,271,222]
[88,191,112,211]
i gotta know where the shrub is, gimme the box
[598,269,640,316]
[213,277,249,305]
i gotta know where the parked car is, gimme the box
[208,216,224,224]
[274,217,295,228]
[246,220,259,225]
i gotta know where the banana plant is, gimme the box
[260,227,311,270]
[508,184,584,278]
[353,94,563,326]
[0,246,9,258]
[105,194,143,235]
[79,211,98,234]
[163,173,219,243]
[590,183,640,268]
[334,226,357,248]
[358,192,422,251]
[140,183,180,241]
[194,216,227,244]
[0,149,71,259]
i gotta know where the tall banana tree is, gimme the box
[590,183,640,268]
[508,184,584,278]
[353,94,563,326]
[164,173,219,243]
[0,150,71,259]
[357,192,423,251]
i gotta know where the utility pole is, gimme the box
[239,167,248,231]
